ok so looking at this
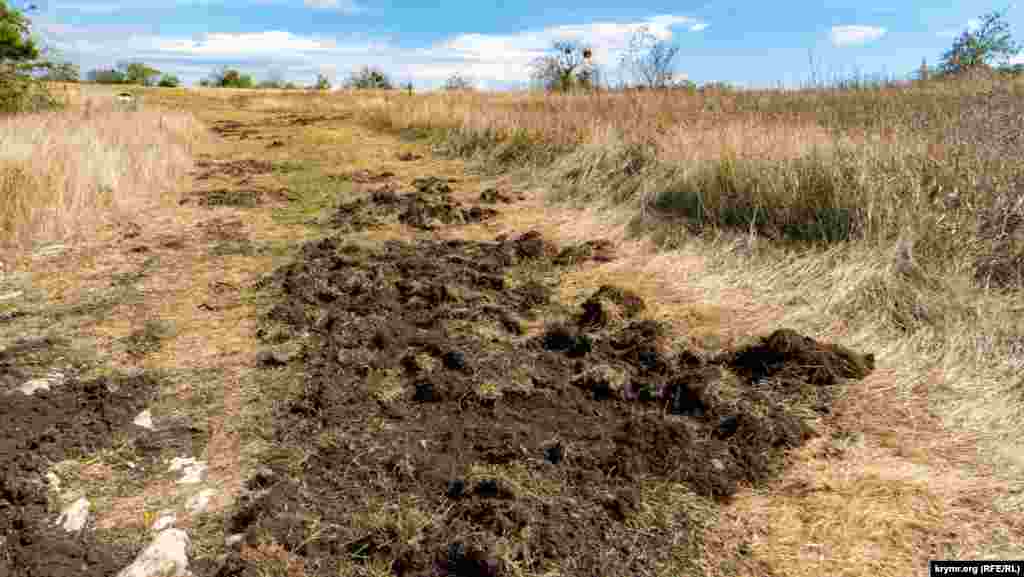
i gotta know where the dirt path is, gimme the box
[1,99,1017,577]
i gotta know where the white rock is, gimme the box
[0,290,23,301]
[168,457,207,485]
[186,489,216,515]
[18,378,52,395]
[152,512,176,531]
[46,471,62,494]
[116,529,193,577]
[17,371,65,396]
[56,497,91,532]
[225,533,245,548]
[133,410,154,430]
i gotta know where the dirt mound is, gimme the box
[346,169,396,184]
[0,337,161,576]
[196,217,248,242]
[218,230,875,576]
[187,187,291,208]
[273,113,352,127]
[329,176,499,232]
[193,159,275,181]
[208,120,259,140]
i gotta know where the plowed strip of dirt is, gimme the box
[4,98,1014,577]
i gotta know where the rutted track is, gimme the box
[0,108,877,577]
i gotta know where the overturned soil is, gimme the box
[0,337,164,576]
[329,175,499,232]
[220,218,874,575]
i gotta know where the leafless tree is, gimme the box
[444,73,474,90]
[529,40,595,91]
[620,26,680,88]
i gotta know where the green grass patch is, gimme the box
[272,167,354,229]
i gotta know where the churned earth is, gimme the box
[0,93,882,577]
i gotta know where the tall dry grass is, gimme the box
[0,90,207,257]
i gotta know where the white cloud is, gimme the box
[154,31,336,55]
[829,25,886,47]
[414,14,708,84]
[37,13,707,89]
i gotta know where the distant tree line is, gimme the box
[86,62,180,87]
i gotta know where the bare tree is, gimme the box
[443,73,474,90]
[529,40,595,92]
[620,26,680,88]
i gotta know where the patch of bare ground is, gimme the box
[0,104,352,574]
[200,111,877,575]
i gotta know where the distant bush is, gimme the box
[345,66,393,90]
[157,74,180,88]
[204,66,255,89]
[88,68,125,84]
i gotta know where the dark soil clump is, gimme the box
[0,345,160,576]
[190,187,289,208]
[193,159,275,181]
[209,120,259,140]
[328,175,499,231]
[219,228,876,576]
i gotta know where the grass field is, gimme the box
[1,77,1022,576]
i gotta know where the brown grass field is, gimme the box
[0,77,1022,576]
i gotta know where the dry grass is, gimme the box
[0,85,208,261]
[6,78,1024,575]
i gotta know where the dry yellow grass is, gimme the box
[0,85,207,262]
[4,79,1023,576]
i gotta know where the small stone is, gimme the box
[186,489,216,515]
[134,410,154,430]
[56,497,91,532]
[46,471,62,494]
[151,512,176,531]
[0,290,23,301]
[18,378,52,395]
[225,533,245,548]
[168,457,207,485]
[116,529,192,577]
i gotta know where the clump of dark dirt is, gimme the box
[209,120,259,140]
[328,175,499,232]
[397,152,423,162]
[0,339,161,576]
[553,239,616,265]
[193,159,275,181]
[197,217,248,242]
[274,113,352,127]
[192,188,272,209]
[217,229,875,576]
[478,188,525,204]
[345,169,396,184]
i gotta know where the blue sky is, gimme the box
[27,0,1024,89]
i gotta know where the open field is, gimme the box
[0,78,1022,576]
